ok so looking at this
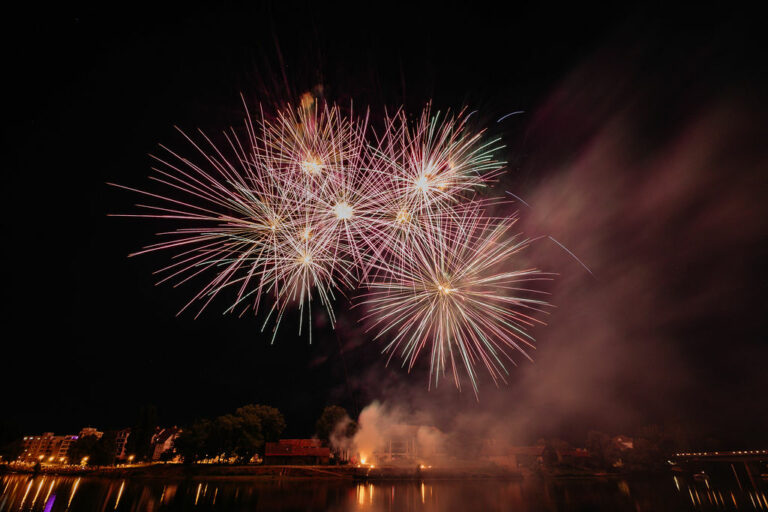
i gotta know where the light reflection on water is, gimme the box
[0,472,765,511]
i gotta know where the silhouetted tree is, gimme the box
[69,435,100,465]
[0,419,22,462]
[175,419,212,463]
[209,414,239,461]
[226,405,285,462]
[125,405,157,462]
[0,438,23,462]
[174,404,285,464]
[91,431,118,466]
[315,405,354,444]
[238,404,285,446]
[586,431,613,468]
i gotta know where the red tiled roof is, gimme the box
[265,440,330,457]
[278,439,323,447]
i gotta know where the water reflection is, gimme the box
[0,471,765,511]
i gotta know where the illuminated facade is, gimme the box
[151,426,181,461]
[115,428,131,460]
[19,433,79,463]
[78,427,103,439]
[18,427,105,464]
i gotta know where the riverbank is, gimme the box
[2,462,524,481]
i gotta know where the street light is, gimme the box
[128,455,135,464]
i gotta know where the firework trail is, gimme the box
[112,96,548,391]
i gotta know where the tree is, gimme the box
[627,424,672,470]
[238,405,285,444]
[69,435,101,465]
[586,430,612,468]
[125,405,157,462]
[0,419,23,463]
[174,419,212,464]
[209,414,240,461]
[91,431,118,466]
[0,419,24,462]
[0,438,23,462]
[315,405,356,463]
[230,404,285,462]
[315,406,352,444]
[172,404,285,464]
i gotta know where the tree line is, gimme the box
[0,404,358,466]
[175,404,357,464]
[174,404,286,463]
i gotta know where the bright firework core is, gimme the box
[301,157,323,175]
[437,283,455,295]
[333,201,354,220]
[414,174,431,192]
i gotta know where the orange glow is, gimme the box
[395,209,411,224]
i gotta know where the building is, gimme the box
[151,427,181,461]
[366,425,445,465]
[17,426,138,465]
[264,439,331,465]
[19,433,79,463]
[79,427,103,440]
[115,428,131,461]
[55,435,79,462]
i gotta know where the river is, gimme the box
[0,471,764,510]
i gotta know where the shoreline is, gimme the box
[2,463,529,481]
[1,463,661,481]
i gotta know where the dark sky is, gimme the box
[3,5,766,446]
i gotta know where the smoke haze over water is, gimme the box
[337,32,768,448]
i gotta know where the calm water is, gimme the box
[0,472,765,511]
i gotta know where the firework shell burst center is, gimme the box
[111,97,550,394]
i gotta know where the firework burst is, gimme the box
[359,209,550,393]
[111,99,371,342]
[112,96,549,391]
[361,106,506,277]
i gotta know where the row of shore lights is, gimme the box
[23,454,135,465]
[674,450,768,457]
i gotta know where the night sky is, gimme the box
[3,5,766,446]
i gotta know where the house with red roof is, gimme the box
[264,439,331,465]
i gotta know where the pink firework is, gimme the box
[111,99,369,341]
[359,208,550,393]
[361,105,506,281]
[113,96,549,391]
